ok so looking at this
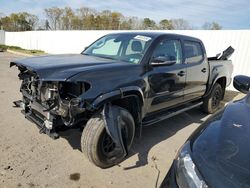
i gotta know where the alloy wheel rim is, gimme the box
[212,89,222,108]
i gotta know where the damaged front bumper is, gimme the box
[14,90,86,139]
[14,98,63,139]
[11,63,88,139]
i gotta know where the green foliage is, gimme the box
[202,22,222,30]
[0,44,45,55]
[0,12,38,31]
[0,6,222,31]
[143,18,156,29]
[44,7,63,30]
[8,45,22,50]
[0,44,8,51]
[171,19,192,30]
[159,19,174,30]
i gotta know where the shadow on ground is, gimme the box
[123,109,206,170]
[58,90,241,168]
[58,127,83,151]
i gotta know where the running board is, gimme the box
[142,102,203,126]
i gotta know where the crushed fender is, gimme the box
[102,103,128,163]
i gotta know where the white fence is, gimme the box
[0,30,5,44]
[2,30,250,90]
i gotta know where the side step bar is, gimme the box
[142,102,203,126]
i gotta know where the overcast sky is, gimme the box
[1,0,250,29]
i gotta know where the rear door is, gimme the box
[184,40,209,101]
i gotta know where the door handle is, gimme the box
[177,71,185,77]
[201,68,207,73]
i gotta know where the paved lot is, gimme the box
[0,52,242,188]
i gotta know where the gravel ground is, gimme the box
[0,52,243,188]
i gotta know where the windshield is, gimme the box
[82,34,153,64]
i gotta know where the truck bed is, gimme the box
[208,59,233,87]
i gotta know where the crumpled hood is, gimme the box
[10,54,130,81]
[192,97,250,187]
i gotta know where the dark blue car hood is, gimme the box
[191,95,250,188]
[10,54,133,81]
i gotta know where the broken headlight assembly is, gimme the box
[175,141,208,188]
[57,81,90,126]
[39,81,90,127]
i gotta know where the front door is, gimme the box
[147,38,186,113]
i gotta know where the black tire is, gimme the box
[202,83,224,114]
[81,106,135,168]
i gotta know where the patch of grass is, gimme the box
[0,44,8,51]
[0,44,46,55]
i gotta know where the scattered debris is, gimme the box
[30,146,35,152]
[20,170,25,176]
[151,155,158,162]
[27,182,35,187]
[44,165,50,170]
[4,166,11,170]
[69,173,80,181]
[26,174,31,178]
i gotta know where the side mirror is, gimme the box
[233,75,250,94]
[150,56,176,66]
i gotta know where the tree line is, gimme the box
[0,6,222,31]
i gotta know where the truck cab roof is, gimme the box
[104,31,202,42]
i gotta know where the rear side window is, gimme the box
[184,41,204,64]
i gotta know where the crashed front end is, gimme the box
[11,63,88,139]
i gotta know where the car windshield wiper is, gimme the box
[82,53,128,63]
[95,55,117,60]
[82,52,90,56]
[82,53,115,60]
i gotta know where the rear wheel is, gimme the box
[81,106,135,168]
[202,83,224,114]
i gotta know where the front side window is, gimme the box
[184,41,204,64]
[152,39,183,64]
[83,34,153,64]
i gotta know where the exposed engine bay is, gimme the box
[14,65,89,138]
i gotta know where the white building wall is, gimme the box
[4,30,250,90]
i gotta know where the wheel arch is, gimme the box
[90,86,144,137]
[216,76,227,98]
[205,76,227,98]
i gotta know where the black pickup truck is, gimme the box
[11,32,234,168]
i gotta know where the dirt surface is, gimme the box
[0,52,244,188]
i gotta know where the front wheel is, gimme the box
[81,106,135,168]
[202,83,224,114]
